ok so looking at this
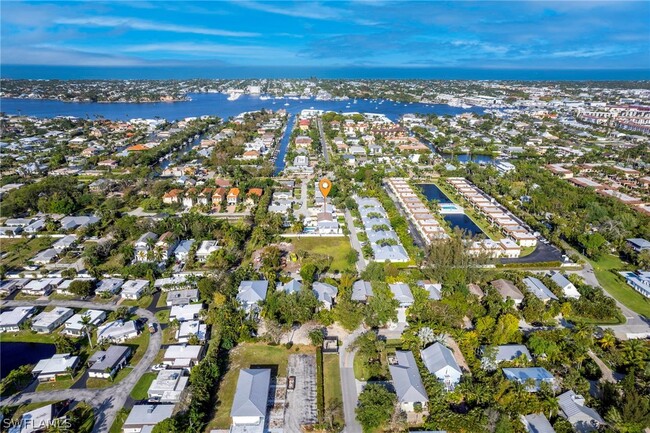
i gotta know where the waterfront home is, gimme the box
[31,307,74,333]
[0,306,35,332]
[87,345,131,379]
[32,353,80,382]
[231,369,271,431]
[558,390,604,432]
[62,309,106,337]
[421,343,463,391]
[163,344,204,370]
[389,351,429,413]
[120,279,149,300]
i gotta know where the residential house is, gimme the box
[230,369,271,431]
[502,367,555,392]
[351,280,373,302]
[169,303,203,322]
[52,235,77,252]
[62,309,106,337]
[87,345,131,379]
[227,188,240,206]
[121,280,149,300]
[417,280,442,301]
[312,282,338,310]
[196,240,220,262]
[626,238,650,253]
[32,248,58,265]
[558,390,604,433]
[389,351,429,413]
[198,188,214,206]
[173,239,195,262]
[162,189,184,204]
[166,289,199,307]
[32,353,80,382]
[550,272,581,299]
[10,402,69,433]
[122,404,175,433]
[620,270,650,298]
[480,344,532,370]
[59,216,99,231]
[95,278,125,296]
[97,320,139,343]
[148,369,189,403]
[182,187,197,207]
[155,232,178,262]
[280,279,303,294]
[176,320,207,343]
[522,277,559,303]
[491,279,525,306]
[23,278,62,296]
[421,343,462,390]
[212,187,227,208]
[389,283,414,307]
[163,344,204,370]
[0,279,28,296]
[31,307,74,333]
[134,232,158,262]
[236,280,268,313]
[521,413,556,433]
[0,306,35,332]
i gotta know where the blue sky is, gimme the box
[1,1,649,70]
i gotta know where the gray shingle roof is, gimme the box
[352,280,373,301]
[389,351,428,403]
[421,343,461,376]
[523,413,556,433]
[523,277,558,301]
[231,369,271,418]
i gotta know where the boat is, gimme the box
[259,95,271,101]
[284,103,290,106]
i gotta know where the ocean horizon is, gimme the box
[2,65,650,81]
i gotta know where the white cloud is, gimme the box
[55,16,259,37]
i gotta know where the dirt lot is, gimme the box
[283,354,317,433]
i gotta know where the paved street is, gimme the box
[297,178,308,218]
[0,299,162,433]
[344,209,367,272]
[339,327,364,433]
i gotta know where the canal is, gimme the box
[0,341,56,377]
[274,114,296,175]
[417,183,485,237]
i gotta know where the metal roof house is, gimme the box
[280,278,303,294]
[550,272,581,299]
[502,367,555,392]
[237,280,269,313]
[522,277,558,302]
[122,404,174,433]
[352,280,373,302]
[0,306,35,332]
[31,307,74,334]
[32,353,80,382]
[417,280,442,301]
[62,309,106,337]
[230,369,271,433]
[421,343,462,391]
[389,283,414,307]
[558,390,604,433]
[312,282,338,310]
[389,351,429,413]
[480,344,532,370]
[97,320,139,343]
[521,413,556,433]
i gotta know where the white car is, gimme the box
[151,364,167,371]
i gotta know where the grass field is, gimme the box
[127,331,151,365]
[121,294,153,309]
[156,292,168,308]
[0,330,59,344]
[155,309,170,324]
[588,254,650,318]
[0,236,54,269]
[36,372,82,392]
[207,343,315,430]
[130,372,157,400]
[323,354,343,425]
[291,236,355,273]
[109,408,130,433]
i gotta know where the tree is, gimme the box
[308,328,325,346]
[80,313,95,349]
[300,263,317,285]
[68,280,94,298]
[364,282,398,328]
[54,334,76,354]
[356,383,396,433]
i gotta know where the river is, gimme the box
[0,341,56,378]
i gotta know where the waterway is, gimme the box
[0,93,484,122]
[274,115,296,175]
[0,341,56,378]
[417,183,485,237]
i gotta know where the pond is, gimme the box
[418,183,485,237]
[0,342,56,378]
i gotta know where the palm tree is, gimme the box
[598,329,617,351]
[622,339,648,370]
[80,313,95,349]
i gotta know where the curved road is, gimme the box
[0,299,162,433]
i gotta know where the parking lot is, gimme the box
[283,354,317,433]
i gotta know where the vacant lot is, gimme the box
[323,353,343,425]
[589,255,650,318]
[0,236,54,269]
[291,236,355,273]
[208,343,315,430]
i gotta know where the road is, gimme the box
[0,299,162,433]
[568,263,650,339]
[343,210,367,272]
[297,178,308,218]
[316,118,330,164]
[339,327,364,433]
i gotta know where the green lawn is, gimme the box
[0,236,54,269]
[121,294,153,309]
[588,254,650,318]
[155,309,170,324]
[0,330,58,344]
[156,292,168,308]
[323,354,343,425]
[109,408,130,433]
[69,402,95,433]
[130,372,157,400]
[97,252,125,273]
[208,343,315,430]
[86,367,133,389]
[127,331,151,365]
[291,236,355,272]
[36,373,81,392]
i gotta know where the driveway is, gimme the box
[0,299,162,433]
[339,327,365,433]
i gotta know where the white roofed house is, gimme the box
[155,231,179,263]
[32,353,80,382]
[120,279,149,300]
[166,288,199,307]
[163,344,204,370]
[52,235,77,252]
[558,390,604,433]
[236,280,269,314]
[176,320,207,343]
[230,368,271,433]
[550,271,581,299]
[522,277,558,303]
[521,413,556,433]
[31,307,74,333]
[122,404,175,433]
[169,303,203,322]
[421,342,463,391]
[0,306,36,332]
[480,344,532,370]
[196,240,220,262]
[147,369,189,403]
[97,319,139,343]
[389,283,414,307]
[23,278,62,296]
[32,248,59,265]
[389,351,429,414]
[312,281,338,310]
[280,278,303,294]
[62,309,106,337]
[95,278,125,296]
[134,232,158,262]
[417,280,442,301]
